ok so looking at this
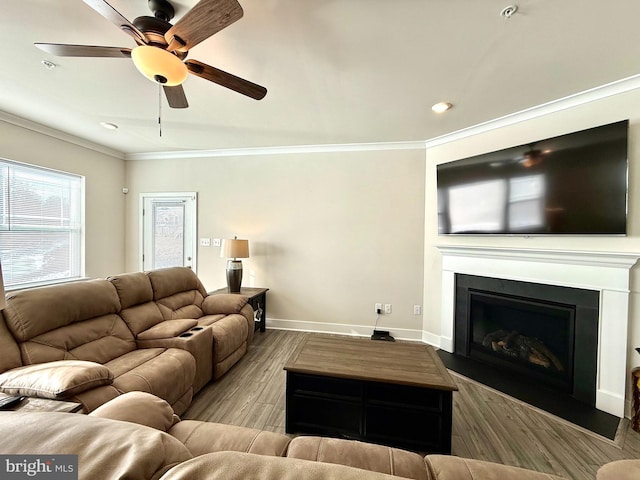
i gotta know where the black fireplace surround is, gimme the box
[438,273,620,439]
[455,274,599,406]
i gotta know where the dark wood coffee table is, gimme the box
[284,335,458,453]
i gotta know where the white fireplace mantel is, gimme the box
[436,245,640,417]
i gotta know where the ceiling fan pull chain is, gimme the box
[158,83,163,137]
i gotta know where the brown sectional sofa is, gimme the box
[5,391,627,480]
[0,267,254,413]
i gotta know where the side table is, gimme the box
[209,287,269,332]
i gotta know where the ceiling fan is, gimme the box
[35,0,267,109]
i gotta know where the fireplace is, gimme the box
[434,245,639,434]
[454,274,598,405]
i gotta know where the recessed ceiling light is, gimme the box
[99,122,119,130]
[432,102,453,113]
[41,60,56,70]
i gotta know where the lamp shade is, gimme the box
[131,45,188,86]
[221,238,249,259]
[0,262,6,310]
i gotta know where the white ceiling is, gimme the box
[2,0,640,156]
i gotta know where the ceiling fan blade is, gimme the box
[186,60,267,100]
[82,0,148,45]
[163,85,189,109]
[35,43,131,58]
[165,0,243,52]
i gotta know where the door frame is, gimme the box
[139,192,198,273]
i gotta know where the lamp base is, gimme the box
[226,259,243,293]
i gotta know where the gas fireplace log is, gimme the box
[482,330,565,372]
[528,347,551,368]
[527,339,564,372]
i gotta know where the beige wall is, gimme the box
[423,88,640,407]
[0,120,126,278]
[125,148,426,337]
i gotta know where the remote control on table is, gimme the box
[0,395,25,409]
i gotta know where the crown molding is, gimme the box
[0,111,124,160]
[424,72,640,149]
[5,71,640,162]
[124,140,427,161]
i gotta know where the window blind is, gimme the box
[0,160,84,288]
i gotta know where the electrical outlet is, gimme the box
[384,304,392,314]
[375,303,382,314]
[413,305,421,315]
[213,238,221,247]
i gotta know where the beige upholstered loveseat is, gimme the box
[4,391,632,480]
[0,267,254,413]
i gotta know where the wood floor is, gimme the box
[183,330,640,480]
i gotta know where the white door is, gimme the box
[140,192,197,272]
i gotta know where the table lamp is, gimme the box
[221,236,249,293]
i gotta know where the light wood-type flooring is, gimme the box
[182,330,640,480]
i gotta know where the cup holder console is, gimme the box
[190,327,204,331]
[179,332,194,338]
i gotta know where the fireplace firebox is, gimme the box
[454,274,599,406]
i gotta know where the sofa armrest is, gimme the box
[597,460,640,480]
[287,436,429,480]
[202,294,248,315]
[424,455,566,480]
[160,451,407,480]
[169,420,291,457]
[90,391,178,431]
[0,360,113,399]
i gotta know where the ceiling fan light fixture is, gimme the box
[131,45,188,86]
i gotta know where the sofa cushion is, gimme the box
[90,391,177,431]
[287,436,429,480]
[0,313,22,373]
[3,279,136,365]
[159,451,404,480]
[0,412,192,480]
[109,272,167,335]
[148,267,208,300]
[107,348,196,407]
[156,291,206,320]
[202,294,248,315]
[18,314,137,365]
[169,421,291,457]
[3,279,121,341]
[148,267,208,320]
[109,271,154,309]
[0,360,113,399]
[424,455,565,480]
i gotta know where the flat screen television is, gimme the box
[437,120,628,235]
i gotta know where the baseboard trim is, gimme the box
[266,318,424,342]
[421,330,441,348]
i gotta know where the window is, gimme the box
[0,159,84,289]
